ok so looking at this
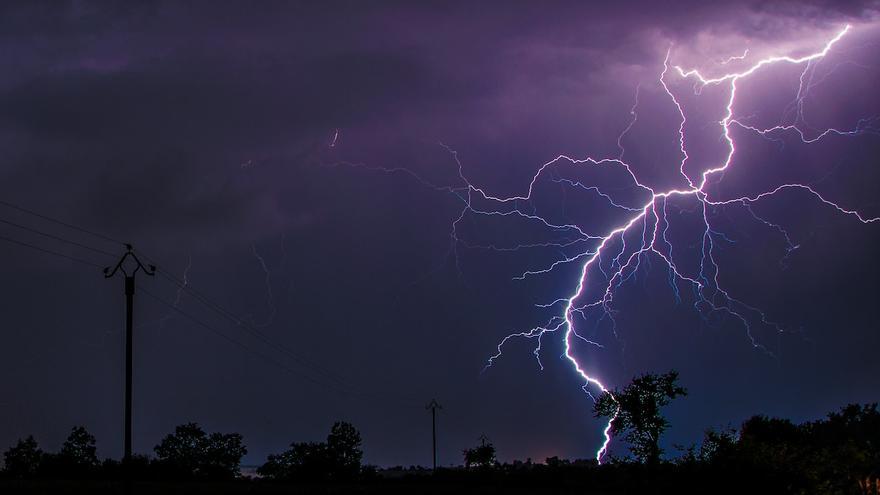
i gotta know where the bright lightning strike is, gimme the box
[336,24,878,463]
[495,24,876,462]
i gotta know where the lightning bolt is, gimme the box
[335,24,877,462]
[720,48,750,65]
[156,254,192,334]
[248,241,277,328]
[173,254,193,306]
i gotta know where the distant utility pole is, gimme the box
[478,434,490,447]
[104,244,155,462]
[426,399,442,470]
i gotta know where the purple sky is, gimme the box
[0,1,879,467]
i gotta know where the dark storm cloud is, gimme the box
[0,0,878,467]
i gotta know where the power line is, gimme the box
[151,269,420,406]
[0,217,117,258]
[0,232,105,268]
[154,267,353,389]
[0,199,125,246]
[138,285,367,398]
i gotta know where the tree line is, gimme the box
[2,371,878,494]
[1,421,366,482]
[2,422,247,481]
[592,370,878,494]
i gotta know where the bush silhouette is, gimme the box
[463,443,496,469]
[60,426,99,468]
[35,426,100,479]
[259,421,363,482]
[153,423,247,479]
[718,404,880,493]
[2,435,42,479]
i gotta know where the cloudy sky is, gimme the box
[0,0,878,467]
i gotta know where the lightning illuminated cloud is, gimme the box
[335,24,878,462]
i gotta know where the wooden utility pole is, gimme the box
[104,244,155,462]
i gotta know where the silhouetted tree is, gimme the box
[594,370,687,464]
[153,423,246,479]
[698,427,737,463]
[688,405,880,493]
[463,443,496,469]
[34,426,100,478]
[99,454,152,480]
[259,442,330,481]
[59,426,99,468]
[2,436,42,478]
[790,404,879,494]
[705,414,810,492]
[814,403,880,495]
[203,431,248,478]
[327,421,363,480]
[258,421,363,482]
[154,423,205,477]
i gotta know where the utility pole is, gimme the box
[478,434,490,447]
[104,244,155,462]
[426,399,442,470]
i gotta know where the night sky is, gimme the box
[1,1,879,468]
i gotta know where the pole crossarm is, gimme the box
[103,244,155,279]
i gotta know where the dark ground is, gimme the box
[0,467,805,495]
